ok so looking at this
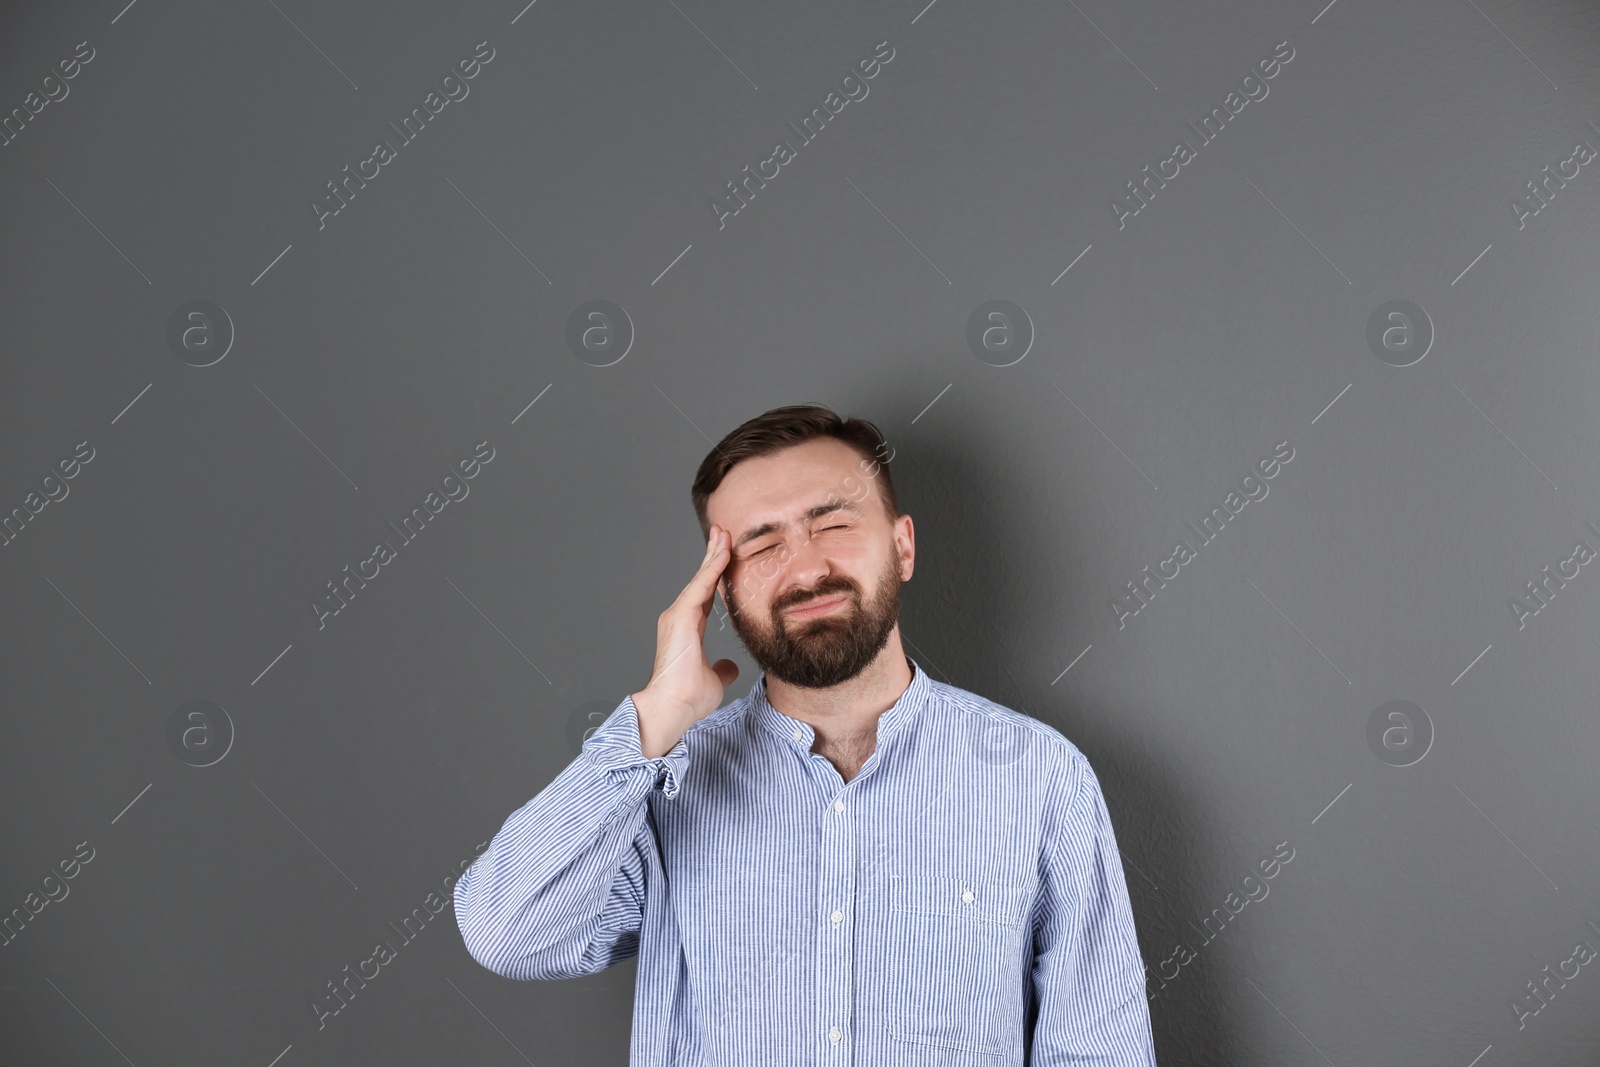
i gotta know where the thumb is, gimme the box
[711,658,740,688]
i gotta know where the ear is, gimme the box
[894,513,915,581]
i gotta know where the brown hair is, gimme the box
[691,403,899,536]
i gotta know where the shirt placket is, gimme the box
[816,766,855,1063]
[785,722,865,1067]
[772,681,910,1066]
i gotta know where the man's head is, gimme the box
[691,404,913,690]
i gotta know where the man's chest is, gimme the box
[649,759,1046,928]
[647,766,1046,1060]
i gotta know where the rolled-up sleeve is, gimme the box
[1027,749,1158,1065]
[453,695,691,980]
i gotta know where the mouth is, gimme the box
[784,593,849,619]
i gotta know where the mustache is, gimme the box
[772,579,857,614]
[723,577,858,620]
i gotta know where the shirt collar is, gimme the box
[749,656,931,749]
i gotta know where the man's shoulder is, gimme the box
[920,675,1093,781]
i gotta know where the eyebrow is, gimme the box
[733,499,862,550]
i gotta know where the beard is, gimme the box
[725,553,902,689]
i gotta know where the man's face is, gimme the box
[706,437,913,690]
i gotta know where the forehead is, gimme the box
[706,437,869,528]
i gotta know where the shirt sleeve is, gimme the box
[453,694,691,981]
[1026,747,1158,1066]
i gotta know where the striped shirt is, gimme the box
[454,658,1158,1066]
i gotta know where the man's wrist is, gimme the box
[632,688,691,759]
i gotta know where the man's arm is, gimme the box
[453,696,690,981]
[1027,748,1158,1066]
[455,523,737,980]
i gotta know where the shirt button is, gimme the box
[829,1028,842,1043]
[833,799,844,812]
[792,727,803,741]
[830,909,843,924]
[961,890,975,904]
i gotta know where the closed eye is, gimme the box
[745,523,851,557]
[804,524,849,541]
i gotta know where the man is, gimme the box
[454,403,1159,1065]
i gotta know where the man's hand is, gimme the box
[633,524,741,759]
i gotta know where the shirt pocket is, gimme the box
[886,872,1032,1056]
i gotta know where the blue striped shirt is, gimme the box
[454,658,1158,1066]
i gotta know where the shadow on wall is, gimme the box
[866,391,1222,1065]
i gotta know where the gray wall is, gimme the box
[4,0,1599,1063]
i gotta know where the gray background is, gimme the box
[3,0,1599,1063]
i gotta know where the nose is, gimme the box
[776,529,832,599]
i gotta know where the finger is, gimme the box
[711,658,739,688]
[664,529,728,630]
[699,525,729,573]
[683,527,730,606]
